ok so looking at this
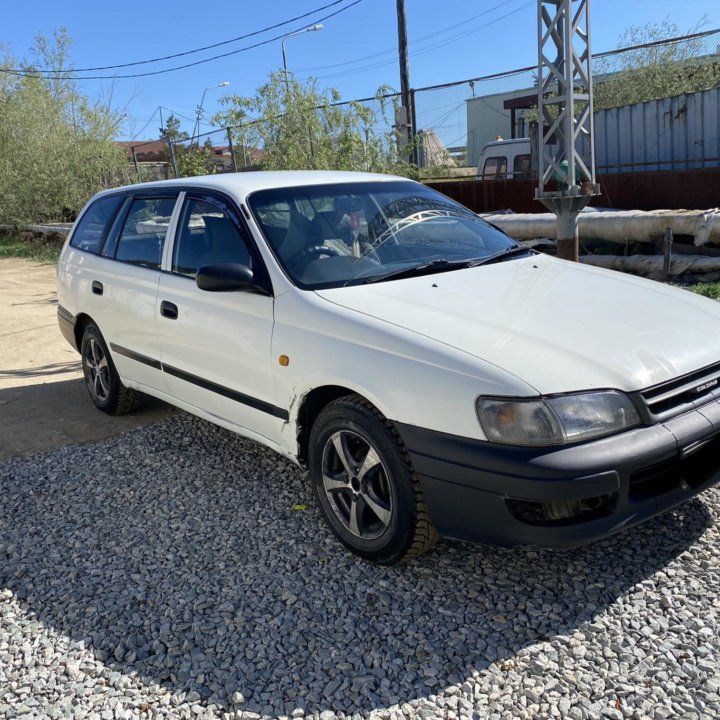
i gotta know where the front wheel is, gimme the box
[80,323,142,415]
[308,396,438,564]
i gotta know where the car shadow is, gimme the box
[0,360,81,379]
[10,292,58,308]
[0,413,713,717]
[0,377,172,460]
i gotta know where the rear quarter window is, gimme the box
[69,195,123,254]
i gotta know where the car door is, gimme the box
[156,191,283,443]
[95,192,180,391]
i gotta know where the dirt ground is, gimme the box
[0,258,171,461]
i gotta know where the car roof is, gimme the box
[95,170,410,200]
[483,138,530,149]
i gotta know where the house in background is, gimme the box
[116,140,167,163]
[116,141,266,177]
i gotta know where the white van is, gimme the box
[477,138,531,180]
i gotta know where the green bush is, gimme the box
[687,282,720,300]
[0,29,130,224]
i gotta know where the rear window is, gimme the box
[482,156,507,180]
[69,195,123,254]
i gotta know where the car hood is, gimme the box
[315,254,720,394]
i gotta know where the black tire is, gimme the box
[308,395,438,564]
[80,323,142,416]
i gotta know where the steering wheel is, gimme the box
[287,243,343,271]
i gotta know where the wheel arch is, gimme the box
[295,385,382,467]
[73,312,96,351]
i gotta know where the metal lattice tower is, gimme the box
[536,0,600,260]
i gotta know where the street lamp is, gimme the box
[193,81,230,145]
[282,24,323,91]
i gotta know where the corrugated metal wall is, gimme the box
[589,88,720,173]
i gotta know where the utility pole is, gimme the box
[396,0,413,159]
[535,0,599,261]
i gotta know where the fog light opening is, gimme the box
[507,494,616,527]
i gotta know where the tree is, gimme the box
[159,113,216,178]
[212,72,415,176]
[594,17,720,110]
[0,28,130,224]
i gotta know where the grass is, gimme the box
[686,282,720,301]
[0,234,62,264]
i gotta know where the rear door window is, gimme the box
[114,196,177,270]
[69,195,123,254]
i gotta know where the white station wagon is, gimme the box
[57,171,720,564]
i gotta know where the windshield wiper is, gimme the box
[361,246,533,284]
[362,258,478,284]
[467,245,533,268]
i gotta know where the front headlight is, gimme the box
[476,391,640,446]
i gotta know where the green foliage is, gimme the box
[0,29,131,224]
[687,282,720,300]
[159,114,216,178]
[0,234,62,263]
[595,18,720,110]
[212,72,415,177]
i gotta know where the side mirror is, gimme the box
[196,263,270,295]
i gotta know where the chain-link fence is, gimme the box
[126,28,720,181]
[413,27,720,177]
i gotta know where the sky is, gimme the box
[2,0,718,145]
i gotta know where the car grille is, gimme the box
[635,360,720,422]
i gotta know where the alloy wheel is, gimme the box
[321,430,393,540]
[83,337,110,403]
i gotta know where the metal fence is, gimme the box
[126,28,720,181]
[412,26,720,173]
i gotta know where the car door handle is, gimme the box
[92,281,103,295]
[160,301,178,320]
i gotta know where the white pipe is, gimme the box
[580,253,720,279]
[483,209,720,246]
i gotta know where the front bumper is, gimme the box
[396,399,720,548]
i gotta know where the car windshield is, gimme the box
[248,180,523,289]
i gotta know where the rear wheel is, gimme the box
[80,323,142,415]
[308,395,438,564]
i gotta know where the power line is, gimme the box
[126,26,720,150]
[129,106,160,141]
[3,1,350,74]
[161,106,214,125]
[305,1,533,81]
[295,0,524,72]
[0,1,363,81]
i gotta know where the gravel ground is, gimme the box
[1,411,719,720]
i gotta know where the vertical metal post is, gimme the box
[396,0,413,160]
[410,88,419,166]
[226,128,238,173]
[663,228,673,282]
[130,146,140,181]
[536,0,600,261]
[166,139,180,178]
